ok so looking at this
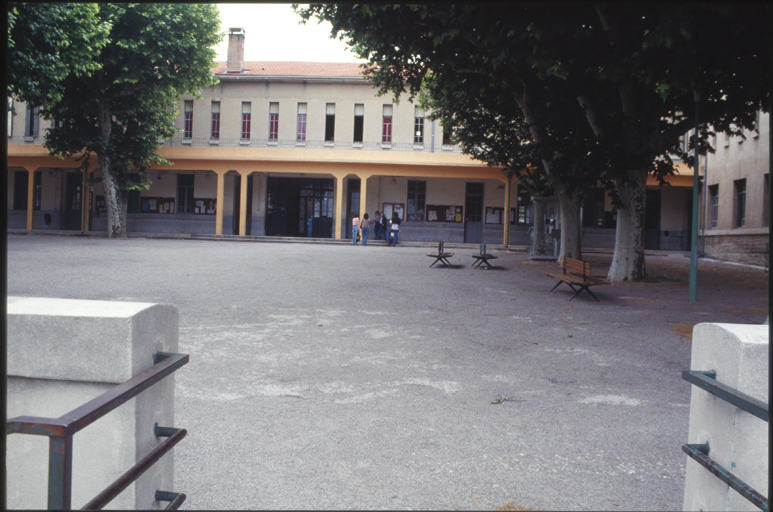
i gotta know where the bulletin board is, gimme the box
[193,198,217,215]
[426,204,463,223]
[382,203,405,221]
[94,196,107,213]
[485,207,504,224]
[140,197,176,214]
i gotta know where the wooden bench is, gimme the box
[427,241,455,267]
[544,256,607,301]
[471,243,498,269]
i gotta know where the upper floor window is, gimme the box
[269,102,279,141]
[734,178,746,228]
[382,105,393,144]
[353,104,364,143]
[241,102,251,140]
[7,98,13,137]
[325,103,335,142]
[183,101,193,139]
[25,105,39,138]
[414,106,425,144]
[708,184,719,229]
[296,103,307,142]
[211,101,220,139]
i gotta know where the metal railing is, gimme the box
[6,352,189,510]
[682,370,769,511]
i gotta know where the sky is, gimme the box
[214,3,365,63]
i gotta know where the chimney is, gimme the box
[226,27,245,73]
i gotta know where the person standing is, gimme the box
[379,211,389,240]
[360,213,372,245]
[352,214,360,245]
[388,212,401,246]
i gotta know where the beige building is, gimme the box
[700,113,770,266]
[9,27,721,257]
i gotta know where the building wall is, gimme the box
[702,112,769,266]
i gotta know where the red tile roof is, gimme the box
[212,61,366,78]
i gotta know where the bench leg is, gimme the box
[430,258,440,268]
[550,280,564,293]
[568,284,600,302]
[441,257,452,266]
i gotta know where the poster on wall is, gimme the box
[425,205,463,223]
[382,203,405,221]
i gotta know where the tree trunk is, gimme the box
[607,172,647,282]
[97,104,128,239]
[530,196,549,259]
[556,189,582,261]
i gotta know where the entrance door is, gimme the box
[464,182,484,243]
[265,177,334,237]
[64,173,82,230]
[644,189,661,250]
[232,174,241,235]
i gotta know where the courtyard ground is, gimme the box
[6,233,769,510]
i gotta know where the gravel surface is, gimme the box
[6,234,769,510]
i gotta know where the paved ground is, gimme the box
[6,233,770,511]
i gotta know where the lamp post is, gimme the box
[689,89,700,301]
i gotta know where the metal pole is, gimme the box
[689,90,700,301]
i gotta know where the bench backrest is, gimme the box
[480,242,486,255]
[563,257,591,279]
[439,241,444,253]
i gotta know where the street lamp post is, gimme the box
[689,89,700,301]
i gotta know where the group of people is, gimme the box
[352,210,401,246]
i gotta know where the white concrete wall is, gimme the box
[6,297,180,510]
[683,323,769,512]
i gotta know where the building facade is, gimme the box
[699,113,770,266]
[10,28,742,258]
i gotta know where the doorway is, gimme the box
[644,189,661,250]
[265,177,334,237]
[64,172,82,230]
[464,182,484,243]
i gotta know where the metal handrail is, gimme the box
[682,369,769,511]
[682,370,769,421]
[6,352,189,510]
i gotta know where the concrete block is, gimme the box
[683,323,769,512]
[6,296,180,510]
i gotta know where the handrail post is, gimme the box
[48,436,73,510]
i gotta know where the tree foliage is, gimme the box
[8,3,110,107]
[8,3,223,238]
[298,2,769,279]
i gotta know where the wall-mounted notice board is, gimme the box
[193,198,216,215]
[426,205,463,223]
[140,197,176,214]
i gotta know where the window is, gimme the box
[353,104,364,143]
[325,103,335,141]
[442,126,452,146]
[177,174,194,214]
[708,184,719,229]
[183,101,193,139]
[296,103,307,142]
[734,179,746,228]
[13,170,41,210]
[414,107,425,144]
[516,185,533,225]
[407,180,426,221]
[268,102,279,141]
[382,105,393,143]
[24,105,39,138]
[241,102,251,140]
[762,174,770,226]
[210,101,220,139]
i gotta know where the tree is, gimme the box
[298,3,769,281]
[8,3,109,107]
[8,3,222,238]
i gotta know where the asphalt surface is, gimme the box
[6,233,770,511]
